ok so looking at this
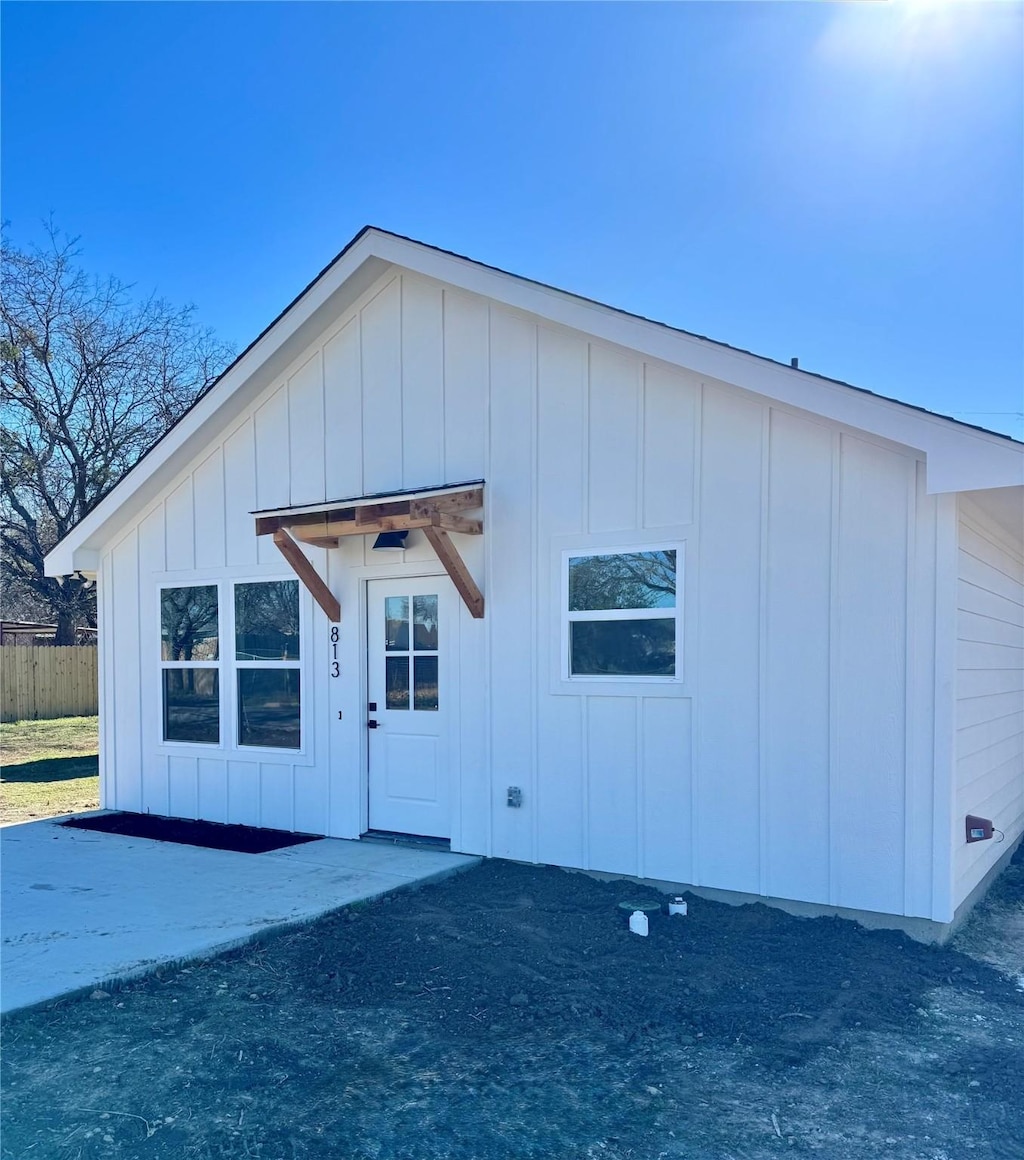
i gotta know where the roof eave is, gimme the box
[44,226,1024,575]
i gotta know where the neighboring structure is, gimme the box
[46,228,1024,939]
[0,622,98,647]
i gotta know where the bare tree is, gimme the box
[1,225,233,643]
[568,550,676,611]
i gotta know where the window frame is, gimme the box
[157,575,310,757]
[560,543,684,686]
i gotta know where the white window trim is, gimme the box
[157,576,311,758]
[560,543,684,686]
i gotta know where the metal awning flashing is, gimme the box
[255,482,485,621]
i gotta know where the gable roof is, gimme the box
[45,226,1023,576]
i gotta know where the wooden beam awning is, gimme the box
[254,482,485,619]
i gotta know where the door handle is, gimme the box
[367,720,381,729]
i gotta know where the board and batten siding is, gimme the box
[954,498,1024,909]
[95,266,948,921]
[96,271,490,848]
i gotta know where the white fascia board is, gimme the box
[44,235,389,577]
[371,233,1023,495]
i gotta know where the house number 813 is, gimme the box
[330,625,340,677]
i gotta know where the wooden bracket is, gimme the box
[272,530,341,623]
[423,526,485,619]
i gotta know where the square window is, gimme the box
[565,548,680,680]
[159,579,304,750]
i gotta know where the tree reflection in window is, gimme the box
[160,585,220,743]
[161,585,219,661]
[235,580,301,749]
[568,551,675,611]
[567,549,678,679]
[235,580,300,661]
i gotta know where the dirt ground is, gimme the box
[2,846,1022,1160]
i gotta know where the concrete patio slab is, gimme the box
[0,816,479,1016]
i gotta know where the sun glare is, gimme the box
[815,0,1002,70]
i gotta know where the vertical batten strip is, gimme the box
[689,383,704,882]
[484,304,494,860]
[359,294,367,497]
[221,438,229,563]
[827,429,842,907]
[904,462,940,918]
[636,697,645,881]
[398,275,406,489]
[98,559,110,807]
[317,346,327,503]
[931,494,960,923]
[530,319,540,868]
[639,363,648,529]
[757,407,771,898]
[635,360,645,531]
[440,289,448,478]
[581,344,591,533]
[191,463,198,568]
[690,382,704,886]
[482,304,493,859]
[903,462,921,916]
[581,696,591,869]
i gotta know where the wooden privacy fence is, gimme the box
[1,646,99,722]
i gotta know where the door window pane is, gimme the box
[386,656,410,709]
[414,655,439,710]
[385,597,409,651]
[163,669,219,743]
[161,586,218,660]
[568,551,676,611]
[412,595,438,651]
[570,619,675,676]
[235,580,300,660]
[237,669,301,749]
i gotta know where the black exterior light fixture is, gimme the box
[371,530,409,552]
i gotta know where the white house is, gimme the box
[46,227,1024,940]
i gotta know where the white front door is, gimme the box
[366,577,452,838]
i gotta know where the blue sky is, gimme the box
[3,1,1022,437]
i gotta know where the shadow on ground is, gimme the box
[0,755,99,784]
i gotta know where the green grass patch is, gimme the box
[1,716,99,825]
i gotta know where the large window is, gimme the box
[160,585,220,743]
[565,548,679,678]
[160,579,302,750]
